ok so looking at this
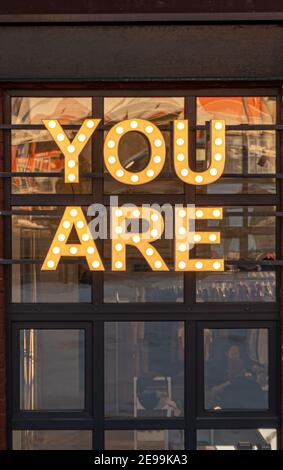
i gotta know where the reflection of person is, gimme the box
[206,344,267,409]
[137,375,181,417]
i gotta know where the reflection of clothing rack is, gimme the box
[197,271,275,302]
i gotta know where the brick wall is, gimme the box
[0,90,6,450]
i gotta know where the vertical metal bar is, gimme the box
[93,320,104,450]
[185,319,197,449]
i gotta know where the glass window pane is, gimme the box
[196,177,276,195]
[20,329,85,410]
[197,429,277,450]
[13,430,92,450]
[104,97,184,194]
[105,430,184,450]
[12,207,91,302]
[197,97,276,125]
[196,206,276,303]
[12,130,91,194]
[204,328,269,410]
[12,97,92,124]
[105,322,184,418]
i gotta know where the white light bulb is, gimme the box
[151,213,159,222]
[47,260,55,268]
[116,169,124,178]
[82,233,90,242]
[76,221,84,229]
[130,120,138,129]
[70,209,78,217]
[181,168,188,177]
[133,209,140,218]
[177,153,185,162]
[116,126,124,134]
[70,246,78,255]
[195,210,204,218]
[154,260,162,269]
[154,139,162,148]
[178,209,186,218]
[115,261,123,269]
[178,227,186,235]
[177,121,185,130]
[115,209,123,217]
[213,261,221,270]
[213,209,221,218]
[178,261,186,269]
[67,144,75,153]
[146,248,154,256]
[195,261,203,270]
[63,221,71,229]
[214,153,222,161]
[68,173,76,182]
[145,125,154,134]
[48,120,56,129]
[193,234,201,242]
[58,234,65,242]
[178,244,187,252]
[78,133,86,142]
[150,229,158,238]
[215,138,223,146]
[210,168,218,176]
[92,260,100,268]
[133,235,140,243]
[195,175,203,183]
[57,133,65,142]
[115,226,123,234]
[214,121,223,130]
[153,155,161,164]
[115,243,123,252]
[108,156,116,164]
[209,234,217,242]
[68,159,76,168]
[176,138,184,146]
[52,246,60,255]
[107,140,115,149]
[146,169,154,177]
[87,246,95,254]
[131,174,139,183]
[86,120,94,128]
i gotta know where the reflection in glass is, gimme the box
[12,207,91,302]
[196,177,276,195]
[105,430,184,450]
[104,97,184,194]
[195,206,276,302]
[197,429,277,450]
[197,97,276,125]
[20,329,85,410]
[13,430,92,450]
[204,328,269,410]
[12,130,91,194]
[12,97,92,124]
[105,322,184,417]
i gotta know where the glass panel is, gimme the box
[105,322,184,417]
[204,328,269,410]
[104,97,184,194]
[196,130,276,194]
[105,430,184,450]
[197,97,276,125]
[197,429,277,450]
[12,97,92,124]
[12,130,91,194]
[20,329,85,410]
[12,207,91,302]
[13,430,92,450]
[196,206,276,302]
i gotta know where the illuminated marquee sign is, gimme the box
[42,118,226,272]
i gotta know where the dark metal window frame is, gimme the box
[4,84,281,450]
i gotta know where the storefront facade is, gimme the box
[0,3,282,451]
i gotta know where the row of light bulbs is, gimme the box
[43,118,225,186]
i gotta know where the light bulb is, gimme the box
[47,260,55,268]
[116,169,124,178]
[195,175,203,183]
[115,261,123,269]
[82,233,90,242]
[178,227,186,235]
[57,133,65,142]
[78,133,86,142]
[153,155,161,163]
[177,121,185,130]
[214,121,223,130]
[70,209,78,217]
[87,246,95,254]
[213,209,221,218]
[146,169,154,177]
[68,160,76,168]
[195,210,204,218]
[214,153,222,161]
[108,156,116,164]
[210,168,218,176]
[154,260,162,269]
[52,246,60,255]
[181,168,188,177]
[67,144,75,153]
[213,261,221,270]
[209,234,217,242]
[133,209,140,218]
[178,244,187,252]
[193,234,201,242]
[76,221,84,229]
[150,229,158,237]
[195,261,203,269]
[48,121,56,129]
[63,221,71,229]
[68,173,76,182]
[145,125,153,134]
[178,209,186,218]
[151,213,159,222]
[178,261,186,269]
[133,235,140,243]
[215,138,223,146]
[176,138,184,146]
[86,120,94,128]
[177,153,185,162]
[131,174,139,183]
[58,234,65,242]
[130,120,138,129]
[146,248,154,256]
[116,126,124,134]
[115,226,123,234]
[92,260,100,268]
[154,139,162,147]
[107,140,115,149]
[70,246,78,255]
[115,209,123,217]
[115,243,123,252]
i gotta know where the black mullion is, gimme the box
[185,320,197,449]
[93,320,104,450]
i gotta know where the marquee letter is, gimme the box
[42,206,104,271]
[43,119,100,183]
[174,120,225,184]
[175,206,224,271]
[111,206,169,271]
[104,119,166,185]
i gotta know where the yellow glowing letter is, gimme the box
[104,119,166,185]
[174,120,225,185]
[43,119,100,183]
[175,207,224,271]
[111,206,169,271]
[42,207,104,271]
